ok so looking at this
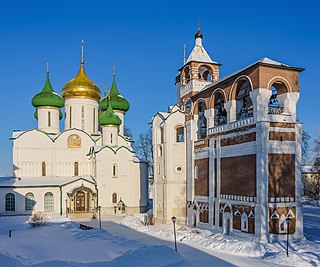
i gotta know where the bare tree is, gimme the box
[313,136,320,167]
[134,129,153,174]
[124,126,134,140]
[302,130,311,164]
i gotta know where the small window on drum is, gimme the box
[176,126,184,142]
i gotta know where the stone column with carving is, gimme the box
[277,92,300,121]
[204,108,215,129]
[225,100,236,123]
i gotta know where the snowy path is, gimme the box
[303,205,320,243]
[81,217,280,267]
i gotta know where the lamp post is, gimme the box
[65,199,68,218]
[286,217,291,257]
[171,216,177,252]
[98,206,101,230]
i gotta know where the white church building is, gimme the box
[0,44,148,216]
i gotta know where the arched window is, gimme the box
[74,162,79,176]
[42,162,46,176]
[158,145,163,157]
[176,126,184,142]
[197,102,207,139]
[112,193,118,204]
[112,164,118,177]
[236,81,253,120]
[198,65,212,82]
[279,214,287,234]
[194,165,199,179]
[5,193,15,211]
[183,66,191,84]
[25,192,35,211]
[241,212,248,232]
[110,133,113,144]
[159,127,164,144]
[214,93,227,126]
[44,192,54,211]
[48,111,51,127]
[268,82,287,114]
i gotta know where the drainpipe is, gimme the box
[59,186,62,215]
[95,184,98,210]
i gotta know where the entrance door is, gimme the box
[76,191,85,212]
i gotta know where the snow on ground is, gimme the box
[0,215,182,267]
[121,207,320,267]
[0,204,319,267]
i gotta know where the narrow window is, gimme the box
[241,212,248,232]
[81,106,84,130]
[74,162,79,176]
[93,108,95,132]
[42,162,46,176]
[112,164,117,177]
[112,193,117,204]
[194,165,199,179]
[279,214,287,233]
[69,106,72,128]
[5,193,15,211]
[25,192,35,211]
[158,164,160,175]
[160,127,164,143]
[236,80,253,120]
[111,133,113,144]
[176,126,184,142]
[44,192,54,211]
[197,102,207,139]
[48,111,51,127]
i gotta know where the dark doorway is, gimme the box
[76,191,85,212]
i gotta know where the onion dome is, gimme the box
[100,75,129,112]
[195,18,203,39]
[62,64,101,101]
[195,29,203,39]
[98,102,122,126]
[32,73,64,109]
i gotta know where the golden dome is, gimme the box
[62,64,101,101]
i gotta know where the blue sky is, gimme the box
[0,0,319,175]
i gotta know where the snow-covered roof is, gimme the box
[186,36,216,64]
[0,176,95,187]
[199,57,302,94]
[302,166,320,174]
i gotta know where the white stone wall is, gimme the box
[64,98,99,134]
[152,106,187,223]
[95,147,148,214]
[13,129,96,177]
[37,107,60,133]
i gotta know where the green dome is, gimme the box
[100,76,129,112]
[32,73,64,108]
[98,103,122,126]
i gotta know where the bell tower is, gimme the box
[177,20,221,105]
